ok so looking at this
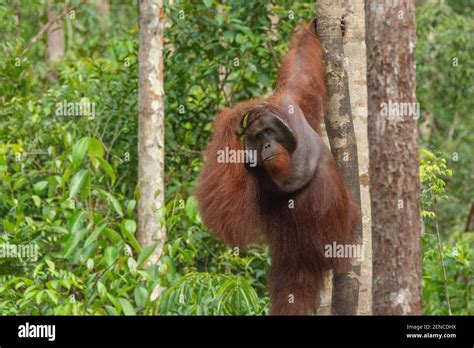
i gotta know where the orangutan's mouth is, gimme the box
[263,155,276,162]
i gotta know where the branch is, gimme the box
[22,0,87,56]
[465,202,474,232]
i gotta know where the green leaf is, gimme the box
[216,14,225,27]
[86,258,94,270]
[33,181,48,193]
[97,282,107,297]
[64,213,88,259]
[126,200,136,215]
[185,196,198,221]
[31,195,41,208]
[67,211,88,235]
[87,138,104,158]
[69,170,89,199]
[155,206,166,227]
[45,290,59,305]
[97,156,116,184]
[203,0,212,8]
[63,227,88,258]
[99,189,123,217]
[61,165,74,187]
[106,293,121,312]
[124,219,136,233]
[2,219,15,232]
[84,223,107,247]
[13,177,27,190]
[105,246,118,266]
[118,298,136,316]
[127,257,137,274]
[45,259,55,271]
[102,228,123,244]
[105,305,119,315]
[90,156,100,170]
[36,290,44,305]
[120,219,141,253]
[80,170,91,200]
[71,137,89,169]
[137,242,158,267]
[420,148,436,160]
[233,23,252,37]
[223,31,234,43]
[134,287,149,308]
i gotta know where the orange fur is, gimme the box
[195,24,356,315]
[262,144,292,184]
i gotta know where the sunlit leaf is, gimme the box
[69,170,89,199]
[71,137,89,169]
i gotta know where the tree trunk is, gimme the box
[342,0,372,315]
[13,0,21,39]
[137,0,166,265]
[97,0,110,17]
[97,0,110,26]
[366,0,422,315]
[464,203,474,232]
[317,0,363,315]
[316,271,333,315]
[46,0,64,64]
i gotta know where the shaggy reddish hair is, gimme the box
[196,23,356,315]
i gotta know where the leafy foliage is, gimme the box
[422,233,473,315]
[417,2,474,315]
[0,1,147,315]
[417,2,474,232]
[159,272,263,315]
[419,149,473,314]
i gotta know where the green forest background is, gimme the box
[0,0,472,315]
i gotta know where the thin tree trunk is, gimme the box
[317,0,363,315]
[97,0,110,17]
[366,0,422,315]
[97,0,110,26]
[13,0,21,39]
[46,0,64,82]
[342,0,372,315]
[464,203,474,232]
[137,0,166,265]
[46,0,64,64]
[316,271,333,315]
